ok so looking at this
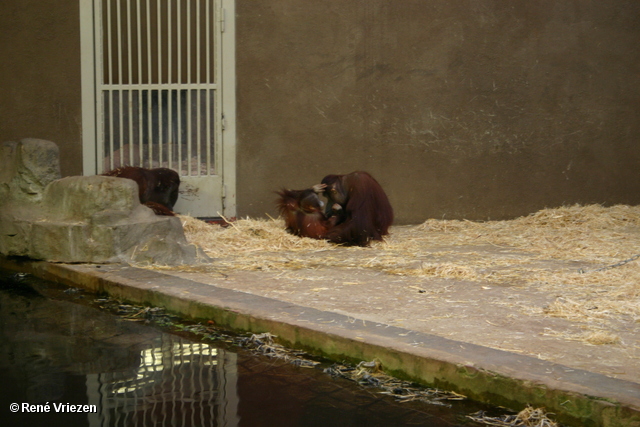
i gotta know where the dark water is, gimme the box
[0,269,487,427]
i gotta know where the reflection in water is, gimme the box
[88,340,239,427]
[0,271,479,427]
[0,273,239,427]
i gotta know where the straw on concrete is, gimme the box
[166,204,640,346]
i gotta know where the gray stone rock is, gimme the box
[0,139,209,265]
[0,138,61,204]
[43,175,141,221]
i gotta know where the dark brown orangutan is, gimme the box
[103,166,180,216]
[276,188,334,239]
[316,171,393,246]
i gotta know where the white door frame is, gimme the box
[80,0,236,218]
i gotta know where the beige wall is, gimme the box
[236,1,640,223]
[2,1,640,223]
[0,0,83,177]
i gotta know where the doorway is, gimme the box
[80,0,236,218]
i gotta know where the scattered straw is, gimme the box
[237,333,320,368]
[542,327,622,346]
[324,359,466,405]
[468,405,560,427]
[164,204,640,345]
[179,214,334,257]
[583,331,622,346]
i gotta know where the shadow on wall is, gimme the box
[0,138,207,265]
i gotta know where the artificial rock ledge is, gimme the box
[0,138,206,265]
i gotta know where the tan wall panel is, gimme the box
[235,1,640,223]
[2,1,640,223]
[0,0,83,176]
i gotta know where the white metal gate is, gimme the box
[80,0,236,218]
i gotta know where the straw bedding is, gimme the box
[168,204,640,346]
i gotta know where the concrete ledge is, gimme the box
[1,256,639,427]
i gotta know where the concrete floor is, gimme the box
[1,255,639,427]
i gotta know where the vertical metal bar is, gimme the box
[186,0,191,84]
[208,89,213,175]
[215,0,223,177]
[167,0,173,169]
[205,0,211,175]
[177,0,182,175]
[100,0,113,172]
[187,0,192,175]
[167,89,172,170]
[137,0,143,166]
[106,0,113,84]
[106,0,113,85]
[116,0,125,166]
[196,0,202,176]
[107,91,113,171]
[126,0,134,165]
[146,0,152,168]
[206,0,211,85]
[105,1,114,171]
[195,2,201,83]
[157,0,162,84]
[88,0,102,174]
[136,0,142,84]
[157,0,163,166]
[187,88,192,176]
[126,0,132,85]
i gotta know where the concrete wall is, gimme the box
[2,1,640,223]
[0,0,83,177]
[236,1,640,223]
